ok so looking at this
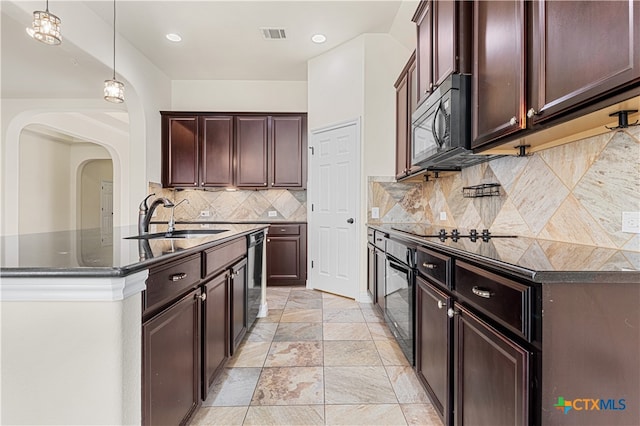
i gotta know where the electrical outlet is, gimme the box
[200,223,210,228]
[371,207,380,219]
[200,210,211,217]
[268,211,278,217]
[622,212,640,233]
[440,211,447,221]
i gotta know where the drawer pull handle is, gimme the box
[281,229,286,232]
[472,286,492,298]
[423,263,437,269]
[437,300,446,309]
[169,273,187,282]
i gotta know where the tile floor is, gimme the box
[189,286,443,426]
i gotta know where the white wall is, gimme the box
[172,80,308,112]
[307,33,411,301]
[389,0,420,50]
[18,132,72,234]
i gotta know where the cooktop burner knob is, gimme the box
[469,229,478,242]
[438,229,448,241]
[451,229,459,242]
[482,229,491,242]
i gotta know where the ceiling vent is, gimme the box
[260,27,287,40]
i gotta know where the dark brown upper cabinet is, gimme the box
[472,0,640,150]
[161,112,307,189]
[235,116,269,188]
[162,115,200,188]
[413,0,472,107]
[472,0,527,148]
[528,0,640,125]
[201,117,234,187]
[395,52,421,180]
[271,116,306,188]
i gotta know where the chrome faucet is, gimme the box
[167,199,189,233]
[138,193,174,234]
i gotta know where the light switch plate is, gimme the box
[268,210,278,217]
[200,210,211,217]
[371,207,380,219]
[622,212,640,233]
[440,211,447,221]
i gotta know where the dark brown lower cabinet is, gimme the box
[143,289,201,426]
[454,302,529,426]
[266,223,307,286]
[416,277,452,426]
[202,271,229,396]
[230,258,248,354]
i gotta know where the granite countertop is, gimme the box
[370,223,640,283]
[0,223,268,278]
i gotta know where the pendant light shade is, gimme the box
[27,1,62,45]
[104,0,124,103]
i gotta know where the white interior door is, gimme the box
[308,120,360,299]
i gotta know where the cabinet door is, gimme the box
[230,259,248,354]
[414,0,433,106]
[416,277,451,425]
[432,0,456,88]
[266,236,302,284]
[529,0,640,124]
[235,116,268,188]
[201,116,233,187]
[472,0,526,149]
[202,272,229,396]
[143,289,201,426]
[271,116,305,188]
[454,303,529,426]
[162,116,199,187]
[395,71,410,180]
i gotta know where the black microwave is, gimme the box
[410,74,499,170]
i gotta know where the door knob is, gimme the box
[347,218,354,224]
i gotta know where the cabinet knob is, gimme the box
[423,89,429,94]
[201,182,204,186]
[429,83,434,89]
[527,108,538,118]
[509,116,518,126]
[196,293,207,301]
[447,308,459,318]
[271,182,274,186]
[437,300,446,309]
[267,238,270,242]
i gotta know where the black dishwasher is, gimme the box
[246,230,264,330]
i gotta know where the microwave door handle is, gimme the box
[432,100,444,148]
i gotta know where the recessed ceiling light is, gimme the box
[311,34,327,44]
[166,33,182,42]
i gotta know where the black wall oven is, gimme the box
[384,237,417,366]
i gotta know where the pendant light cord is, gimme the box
[45,0,49,12]
[112,0,116,80]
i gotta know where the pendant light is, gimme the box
[104,0,124,103]
[26,0,62,45]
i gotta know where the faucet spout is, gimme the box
[138,195,174,234]
[167,199,189,233]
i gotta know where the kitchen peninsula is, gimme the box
[0,223,268,425]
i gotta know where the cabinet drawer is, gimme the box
[144,253,201,316]
[269,224,300,236]
[417,247,451,288]
[455,261,531,340]
[204,237,247,279]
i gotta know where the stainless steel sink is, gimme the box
[124,229,229,240]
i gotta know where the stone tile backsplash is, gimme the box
[148,185,307,223]
[369,128,640,251]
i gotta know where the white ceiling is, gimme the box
[2,1,413,100]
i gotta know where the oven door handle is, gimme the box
[387,259,409,274]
